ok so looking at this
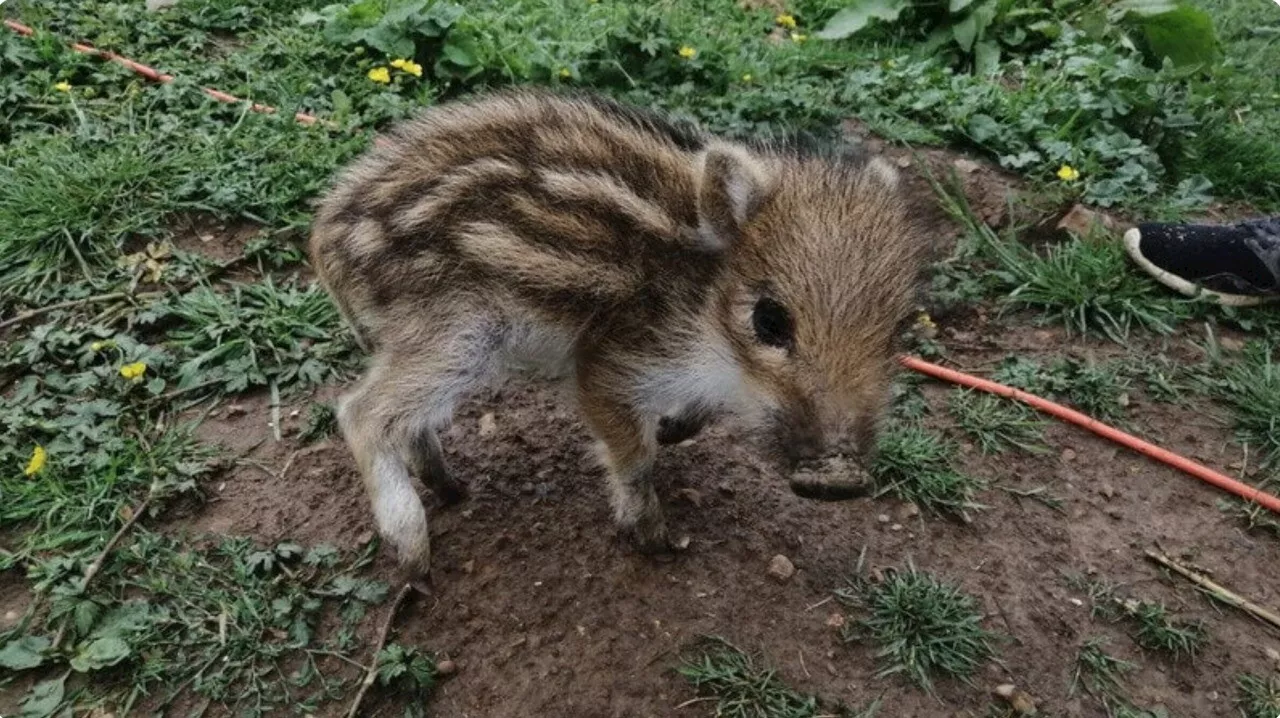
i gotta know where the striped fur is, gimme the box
[309,88,936,578]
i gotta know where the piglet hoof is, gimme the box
[619,520,678,561]
[790,456,873,502]
[434,478,470,507]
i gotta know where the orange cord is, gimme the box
[8,16,1277,518]
[900,355,1280,516]
[4,19,320,126]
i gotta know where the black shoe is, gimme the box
[1123,216,1280,306]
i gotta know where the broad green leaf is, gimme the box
[968,114,1002,143]
[949,0,974,11]
[1133,6,1219,68]
[973,40,1001,76]
[354,579,390,604]
[20,676,65,718]
[814,0,908,40]
[952,13,978,52]
[70,636,132,672]
[0,636,50,670]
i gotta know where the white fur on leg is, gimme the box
[370,452,431,573]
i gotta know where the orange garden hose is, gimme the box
[7,17,1279,517]
[900,355,1280,516]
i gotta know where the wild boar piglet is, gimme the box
[309,88,935,576]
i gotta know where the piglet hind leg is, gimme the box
[337,332,496,578]
[577,378,674,555]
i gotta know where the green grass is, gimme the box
[1205,340,1280,466]
[157,277,358,398]
[947,389,1047,454]
[1067,575,1208,660]
[1070,637,1136,703]
[4,534,400,717]
[931,175,1195,342]
[870,421,986,518]
[992,356,1131,424]
[300,402,339,444]
[835,560,999,693]
[1124,600,1208,658]
[1236,673,1280,718]
[677,636,880,718]
[1177,0,1280,211]
[1217,476,1280,540]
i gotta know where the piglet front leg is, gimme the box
[577,382,674,555]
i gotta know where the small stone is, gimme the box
[1061,448,1077,462]
[676,488,703,508]
[898,502,920,520]
[478,413,498,437]
[895,155,912,168]
[520,482,535,495]
[462,559,475,574]
[1117,392,1130,408]
[1265,646,1279,663]
[994,684,1037,715]
[1105,507,1123,520]
[877,513,891,524]
[767,554,796,582]
[356,531,375,546]
[953,158,981,174]
[3,610,18,622]
[1056,203,1115,237]
[890,523,904,531]
[826,613,846,629]
[673,535,691,551]
[436,659,457,676]
[718,483,736,496]
[224,404,247,418]
[1099,484,1116,500]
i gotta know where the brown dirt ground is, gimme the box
[6,143,1280,718]
[182,316,1280,718]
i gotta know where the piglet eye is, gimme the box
[751,297,794,349]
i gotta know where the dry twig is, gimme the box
[52,496,152,649]
[346,582,415,718]
[1145,550,1280,630]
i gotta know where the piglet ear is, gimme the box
[696,144,774,251]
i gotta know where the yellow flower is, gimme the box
[120,361,147,380]
[775,13,797,28]
[790,32,808,43]
[742,73,753,83]
[390,58,423,77]
[559,67,572,78]
[54,81,72,93]
[24,446,46,477]
[914,312,937,331]
[367,66,391,84]
[1057,164,1080,182]
[678,46,697,59]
